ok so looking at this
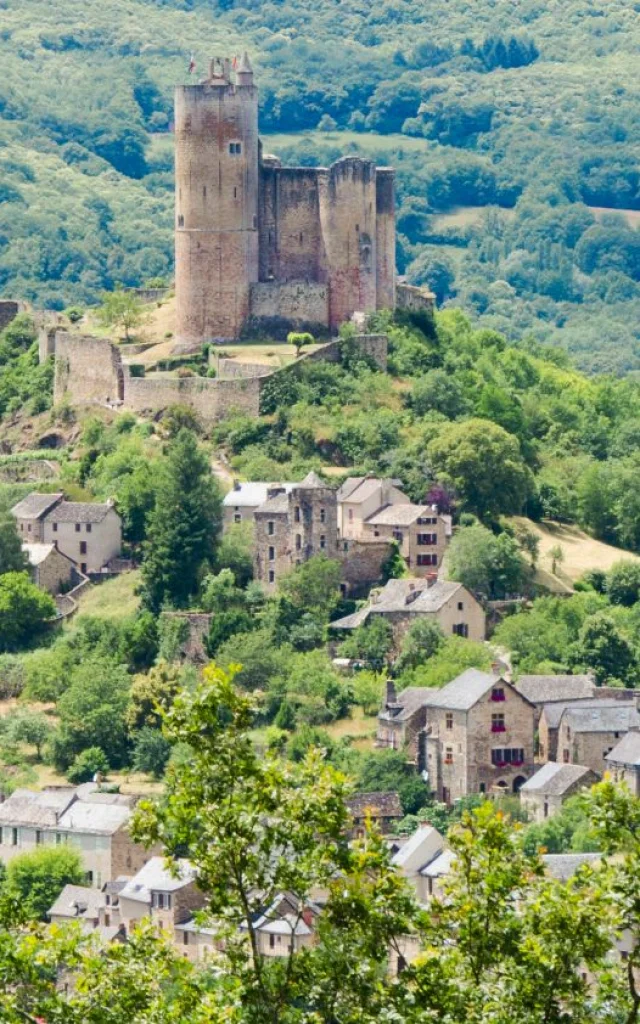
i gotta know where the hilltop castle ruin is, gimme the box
[175,54,397,346]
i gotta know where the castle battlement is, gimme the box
[174,54,397,346]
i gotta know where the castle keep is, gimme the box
[175,55,396,345]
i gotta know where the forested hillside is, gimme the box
[1,0,639,370]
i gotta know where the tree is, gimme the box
[447,523,526,598]
[0,572,56,652]
[355,749,429,815]
[53,657,131,771]
[5,708,52,761]
[397,618,444,672]
[575,612,637,686]
[4,847,84,921]
[216,521,255,588]
[338,617,394,670]
[0,513,27,576]
[278,555,342,621]
[97,286,143,341]
[427,419,532,520]
[548,543,565,576]
[142,429,222,612]
[606,560,640,606]
[132,727,171,779]
[287,331,314,358]
[66,746,110,784]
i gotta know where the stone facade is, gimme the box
[396,283,436,314]
[24,542,75,594]
[54,332,124,405]
[361,505,450,578]
[174,55,397,345]
[158,611,213,664]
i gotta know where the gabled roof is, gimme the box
[346,791,402,819]
[365,503,430,527]
[23,542,58,566]
[11,492,63,520]
[605,730,640,767]
[421,669,503,712]
[57,801,130,835]
[297,471,326,489]
[380,686,435,723]
[520,762,595,796]
[562,704,640,734]
[255,492,289,515]
[391,825,443,874]
[420,848,456,878]
[45,501,114,524]
[338,477,385,505]
[336,476,367,502]
[48,884,103,921]
[541,697,632,730]
[222,482,294,508]
[119,858,196,904]
[330,578,471,630]
[0,787,76,827]
[515,674,594,704]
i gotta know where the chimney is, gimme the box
[385,679,397,707]
[426,573,438,587]
[301,906,314,928]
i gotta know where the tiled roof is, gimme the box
[45,501,113,524]
[296,471,326,489]
[605,730,640,767]
[119,858,196,904]
[380,686,435,723]
[520,762,594,796]
[542,853,600,881]
[330,578,466,630]
[0,788,76,827]
[365,503,430,527]
[48,884,103,920]
[11,492,63,520]
[515,675,594,704]
[562,704,640,734]
[346,791,402,819]
[336,476,367,502]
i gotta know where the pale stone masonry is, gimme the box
[22,542,75,594]
[605,730,640,796]
[520,762,599,822]
[377,670,536,803]
[538,695,638,762]
[12,492,122,574]
[360,503,451,577]
[557,703,640,775]
[337,476,409,539]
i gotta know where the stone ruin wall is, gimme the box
[123,374,262,426]
[396,283,435,313]
[54,332,124,405]
[248,280,329,336]
[0,300,22,332]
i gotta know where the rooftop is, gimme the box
[542,853,600,881]
[48,884,103,921]
[223,482,294,508]
[520,762,595,796]
[23,542,60,566]
[605,730,640,767]
[0,788,76,828]
[562,704,640,734]
[255,492,289,515]
[45,501,114,525]
[420,848,456,878]
[119,858,196,904]
[365,503,430,527]
[331,578,467,630]
[11,492,63,520]
[515,674,594,704]
[541,697,634,730]
[346,791,402,820]
[57,801,131,835]
[421,669,505,712]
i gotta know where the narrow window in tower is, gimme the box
[299,232,303,244]
[229,142,242,155]
[233,187,237,198]
[178,215,184,227]
[203,185,207,198]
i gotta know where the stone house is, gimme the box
[253,472,339,589]
[377,670,536,802]
[514,674,595,725]
[12,492,122,574]
[346,791,403,837]
[557,703,640,775]
[538,694,638,762]
[222,481,294,527]
[390,825,445,904]
[118,858,205,941]
[605,730,640,796]
[331,577,486,643]
[337,476,409,540]
[360,503,451,577]
[23,542,76,594]
[0,786,156,888]
[519,762,598,822]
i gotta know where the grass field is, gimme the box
[74,571,142,621]
[512,517,640,584]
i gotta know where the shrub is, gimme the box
[66,746,110,784]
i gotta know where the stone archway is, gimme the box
[512,775,527,794]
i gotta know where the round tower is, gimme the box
[175,53,259,347]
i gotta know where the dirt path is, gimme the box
[211,455,235,492]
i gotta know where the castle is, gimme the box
[175,54,396,346]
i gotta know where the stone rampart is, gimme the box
[123,373,261,426]
[248,281,329,334]
[54,332,124,405]
[217,359,273,380]
[397,283,435,313]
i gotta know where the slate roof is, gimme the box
[380,686,435,723]
[57,801,130,835]
[346,791,402,820]
[520,762,594,796]
[222,482,294,508]
[365,503,430,527]
[23,542,58,566]
[255,492,289,515]
[11,492,63,520]
[48,884,103,921]
[419,669,503,712]
[542,697,633,730]
[336,476,367,502]
[562,704,640,734]
[542,853,600,881]
[119,858,196,904]
[391,825,442,872]
[0,788,76,827]
[605,730,640,767]
[516,674,594,704]
[330,578,467,630]
[45,501,113,524]
[297,471,326,489]
[420,849,456,878]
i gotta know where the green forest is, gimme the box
[0,0,639,371]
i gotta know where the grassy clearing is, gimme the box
[324,706,378,746]
[73,571,142,621]
[512,516,640,583]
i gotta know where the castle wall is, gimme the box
[249,281,329,329]
[261,167,326,283]
[123,373,261,426]
[396,283,435,314]
[318,158,378,329]
[375,170,396,310]
[175,64,259,346]
[216,359,272,380]
[54,332,124,405]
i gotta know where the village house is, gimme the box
[23,541,76,594]
[222,481,294,527]
[538,694,638,762]
[519,762,599,822]
[47,882,126,942]
[331,577,486,643]
[12,492,122,574]
[337,476,409,539]
[390,825,445,904]
[557,703,640,775]
[360,503,451,577]
[0,785,156,888]
[377,670,536,803]
[346,791,403,837]
[514,674,595,724]
[605,730,640,796]
[118,857,205,941]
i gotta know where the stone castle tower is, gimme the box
[175,54,396,346]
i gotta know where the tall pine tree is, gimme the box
[142,429,222,611]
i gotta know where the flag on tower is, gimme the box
[188,53,196,75]
[232,55,238,70]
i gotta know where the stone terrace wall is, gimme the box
[123,373,261,426]
[217,359,273,380]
